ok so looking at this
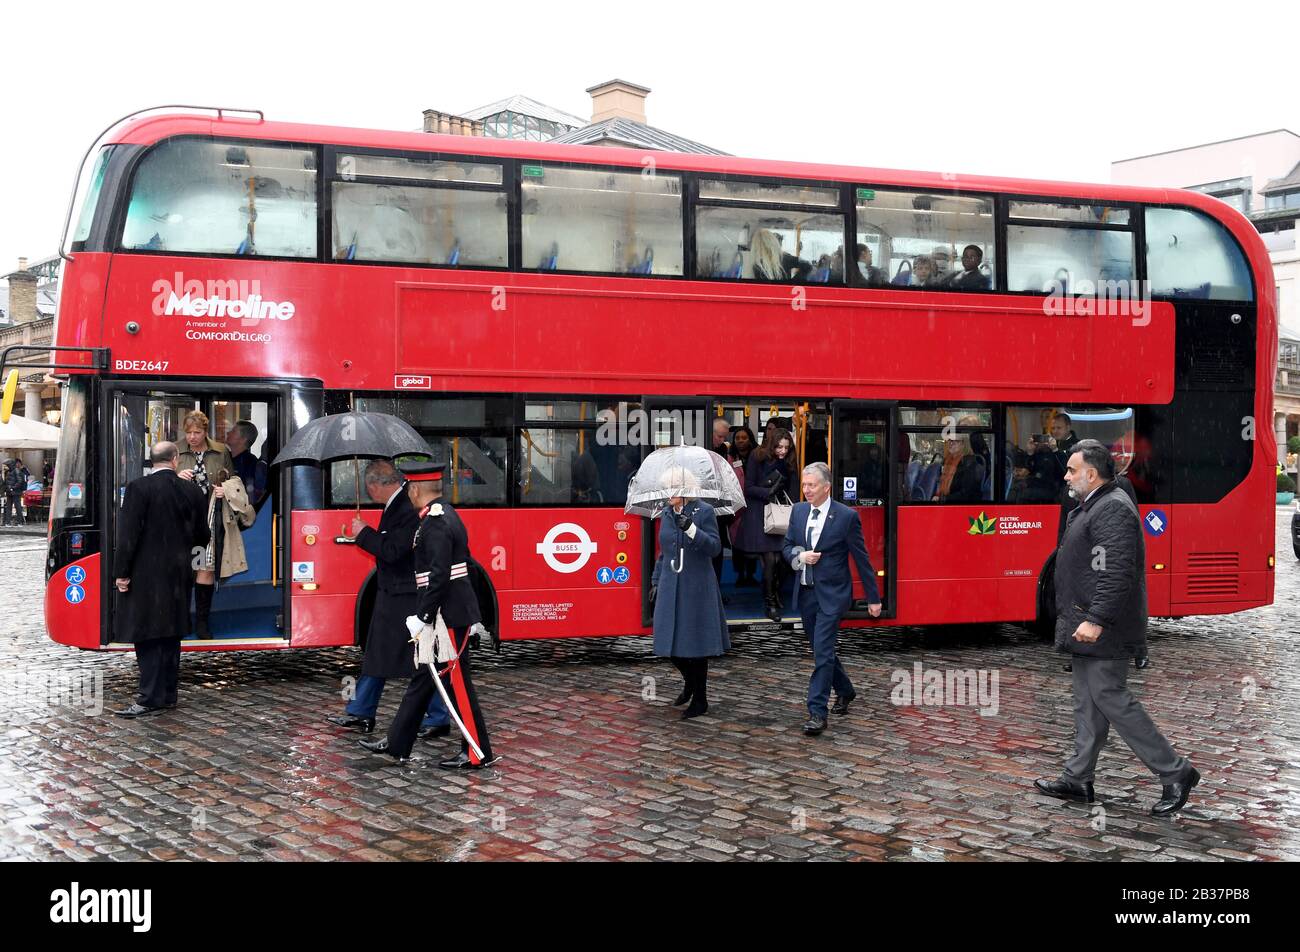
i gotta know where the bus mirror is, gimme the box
[1,369,18,424]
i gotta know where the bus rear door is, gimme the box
[829,400,897,619]
[104,380,292,647]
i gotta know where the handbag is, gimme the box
[763,491,793,536]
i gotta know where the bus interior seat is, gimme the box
[722,251,744,279]
[539,242,558,271]
[913,457,942,500]
[628,246,654,275]
[891,260,913,286]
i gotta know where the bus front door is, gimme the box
[829,401,896,619]
[105,382,289,646]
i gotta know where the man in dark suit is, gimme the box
[362,459,496,768]
[782,462,882,736]
[328,460,449,736]
[113,441,210,717]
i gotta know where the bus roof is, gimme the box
[104,111,1258,232]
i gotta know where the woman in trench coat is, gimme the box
[650,468,730,719]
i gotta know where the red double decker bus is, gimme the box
[21,106,1275,652]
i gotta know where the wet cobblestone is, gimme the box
[1,514,1298,862]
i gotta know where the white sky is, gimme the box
[2,0,1298,274]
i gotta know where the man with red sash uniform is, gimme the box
[361,459,497,768]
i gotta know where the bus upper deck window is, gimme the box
[121,138,318,258]
[1145,207,1253,302]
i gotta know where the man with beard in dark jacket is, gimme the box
[1034,440,1199,816]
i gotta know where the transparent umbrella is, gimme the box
[626,445,745,574]
[625,445,745,518]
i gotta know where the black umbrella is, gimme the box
[271,412,434,511]
[272,411,433,466]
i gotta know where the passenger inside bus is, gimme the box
[750,228,812,282]
[848,244,886,287]
[892,254,937,287]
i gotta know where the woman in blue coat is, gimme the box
[650,470,730,720]
[735,428,795,621]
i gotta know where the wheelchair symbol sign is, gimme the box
[65,565,86,585]
[613,566,630,584]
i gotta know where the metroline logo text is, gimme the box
[150,275,295,321]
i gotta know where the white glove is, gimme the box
[407,614,435,665]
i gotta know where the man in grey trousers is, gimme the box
[1034,439,1200,816]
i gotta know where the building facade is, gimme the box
[1112,131,1300,468]
[422,79,726,155]
[0,256,61,477]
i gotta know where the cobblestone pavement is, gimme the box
[1,513,1297,862]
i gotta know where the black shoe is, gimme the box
[1034,778,1095,803]
[163,701,178,710]
[830,692,856,715]
[327,714,376,733]
[1151,768,1200,817]
[438,751,500,770]
[681,700,709,720]
[1135,651,1150,670]
[417,723,451,739]
[1063,663,1073,672]
[764,601,782,622]
[672,688,693,707]
[114,703,164,719]
[802,717,828,736]
[359,738,409,763]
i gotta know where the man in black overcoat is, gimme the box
[328,459,449,735]
[113,441,210,717]
[1035,440,1198,816]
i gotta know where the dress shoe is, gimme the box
[765,604,782,623]
[327,714,376,733]
[1034,777,1095,803]
[1135,651,1150,670]
[438,751,500,770]
[114,703,164,719]
[417,723,451,739]
[802,717,828,736]
[1063,662,1073,672]
[672,688,693,707]
[1151,767,1200,817]
[359,738,409,763]
[681,700,708,720]
[830,692,856,715]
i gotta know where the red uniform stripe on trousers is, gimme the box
[443,628,486,765]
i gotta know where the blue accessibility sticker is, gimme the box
[65,565,86,585]
[65,584,86,604]
[613,566,630,584]
[1143,509,1168,537]
[596,566,614,585]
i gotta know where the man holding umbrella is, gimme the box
[362,458,496,768]
[327,459,450,738]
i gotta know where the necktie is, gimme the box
[803,508,820,585]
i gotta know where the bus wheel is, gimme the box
[1028,552,1057,640]
[468,560,501,653]
[354,572,377,649]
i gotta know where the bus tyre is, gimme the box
[1029,552,1057,640]
[468,561,501,653]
